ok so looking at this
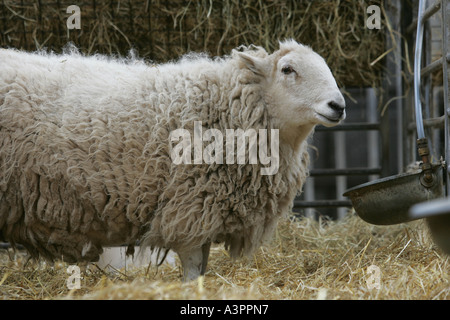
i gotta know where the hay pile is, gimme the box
[0,0,385,88]
[0,213,448,300]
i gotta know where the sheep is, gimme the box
[0,40,345,281]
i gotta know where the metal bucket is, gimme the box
[343,164,444,225]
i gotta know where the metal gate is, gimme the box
[294,0,450,219]
[403,0,449,196]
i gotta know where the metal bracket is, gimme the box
[417,138,435,187]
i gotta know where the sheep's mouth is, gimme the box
[317,113,341,124]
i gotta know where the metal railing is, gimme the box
[404,0,449,196]
[294,0,450,219]
[295,88,384,220]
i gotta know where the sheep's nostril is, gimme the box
[328,101,345,117]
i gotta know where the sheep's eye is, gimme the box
[281,66,295,75]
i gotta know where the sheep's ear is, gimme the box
[236,52,266,77]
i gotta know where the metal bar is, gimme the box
[0,242,24,250]
[421,54,450,77]
[405,54,450,83]
[406,0,442,34]
[424,17,433,124]
[432,88,443,159]
[316,123,380,131]
[407,115,445,131]
[391,0,404,174]
[293,200,353,208]
[367,88,380,181]
[335,131,347,218]
[0,242,12,249]
[310,168,382,176]
[403,1,416,168]
[380,108,390,176]
[304,150,316,219]
[443,0,450,196]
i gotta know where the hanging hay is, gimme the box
[1,213,448,300]
[0,0,386,88]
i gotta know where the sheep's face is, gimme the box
[237,40,345,142]
[269,45,346,128]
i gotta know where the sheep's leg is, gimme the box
[178,248,202,281]
[177,242,211,282]
[200,242,211,275]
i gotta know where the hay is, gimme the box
[0,0,385,88]
[1,213,448,300]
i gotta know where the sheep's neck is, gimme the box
[280,124,314,152]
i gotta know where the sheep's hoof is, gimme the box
[177,242,211,282]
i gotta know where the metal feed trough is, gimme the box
[345,0,450,254]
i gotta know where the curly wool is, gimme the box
[0,45,309,263]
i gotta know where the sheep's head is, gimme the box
[235,39,345,145]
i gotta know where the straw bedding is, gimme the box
[0,212,448,300]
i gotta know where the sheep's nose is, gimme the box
[328,101,345,118]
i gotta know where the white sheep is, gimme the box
[0,40,345,281]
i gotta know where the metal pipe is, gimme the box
[414,0,427,140]
[309,168,382,177]
[315,123,380,132]
[442,0,450,197]
[293,200,353,209]
[414,0,435,187]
